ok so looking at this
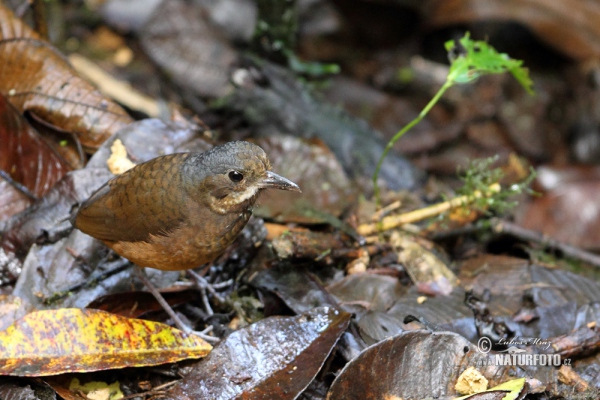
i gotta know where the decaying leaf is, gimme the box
[168,307,351,400]
[0,3,133,151]
[140,0,238,98]
[253,136,357,224]
[0,308,212,376]
[426,0,600,61]
[327,330,528,399]
[0,93,70,200]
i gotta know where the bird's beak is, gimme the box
[261,171,301,192]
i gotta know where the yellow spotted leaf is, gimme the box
[0,308,212,376]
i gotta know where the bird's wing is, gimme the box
[74,155,189,243]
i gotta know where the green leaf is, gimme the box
[445,32,534,95]
[286,51,340,77]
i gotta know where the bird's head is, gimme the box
[190,141,300,214]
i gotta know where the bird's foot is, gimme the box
[182,325,220,343]
[187,269,233,316]
[133,265,219,343]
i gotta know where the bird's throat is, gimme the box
[209,186,260,214]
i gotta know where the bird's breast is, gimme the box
[107,207,252,271]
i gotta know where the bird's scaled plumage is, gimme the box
[73,141,300,271]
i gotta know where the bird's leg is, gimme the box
[187,269,234,316]
[132,265,219,343]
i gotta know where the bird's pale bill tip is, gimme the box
[262,171,301,192]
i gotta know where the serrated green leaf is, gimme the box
[445,32,534,95]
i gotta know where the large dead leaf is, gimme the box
[140,0,238,98]
[459,255,600,339]
[327,330,529,399]
[168,307,351,400]
[0,93,70,199]
[425,0,600,60]
[388,288,477,342]
[0,3,133,151]
[253,136,357,224]
[517,178,600,250]
[328,274,405,314]
[251,267,340,314]
[0,308,212,376]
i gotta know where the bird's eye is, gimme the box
[228,171,244,182]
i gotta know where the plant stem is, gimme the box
[373,79,454,206]
[360,183,500,236]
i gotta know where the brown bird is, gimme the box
[73,141,300,336]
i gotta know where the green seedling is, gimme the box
[452,156,536,219]
[373,32,534,204]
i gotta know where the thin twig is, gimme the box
[370,200,402,221]
[359,183,501,236]
[490,218,600,269]
[430,218,600,269]
[120,380,180,400]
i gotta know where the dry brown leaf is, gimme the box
[0,3,133,151]
[140,0,238,98]
[253,136,357,224]
[0,93,70,199]
[425,0,600,61]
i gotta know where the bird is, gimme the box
[73,141,300,337]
